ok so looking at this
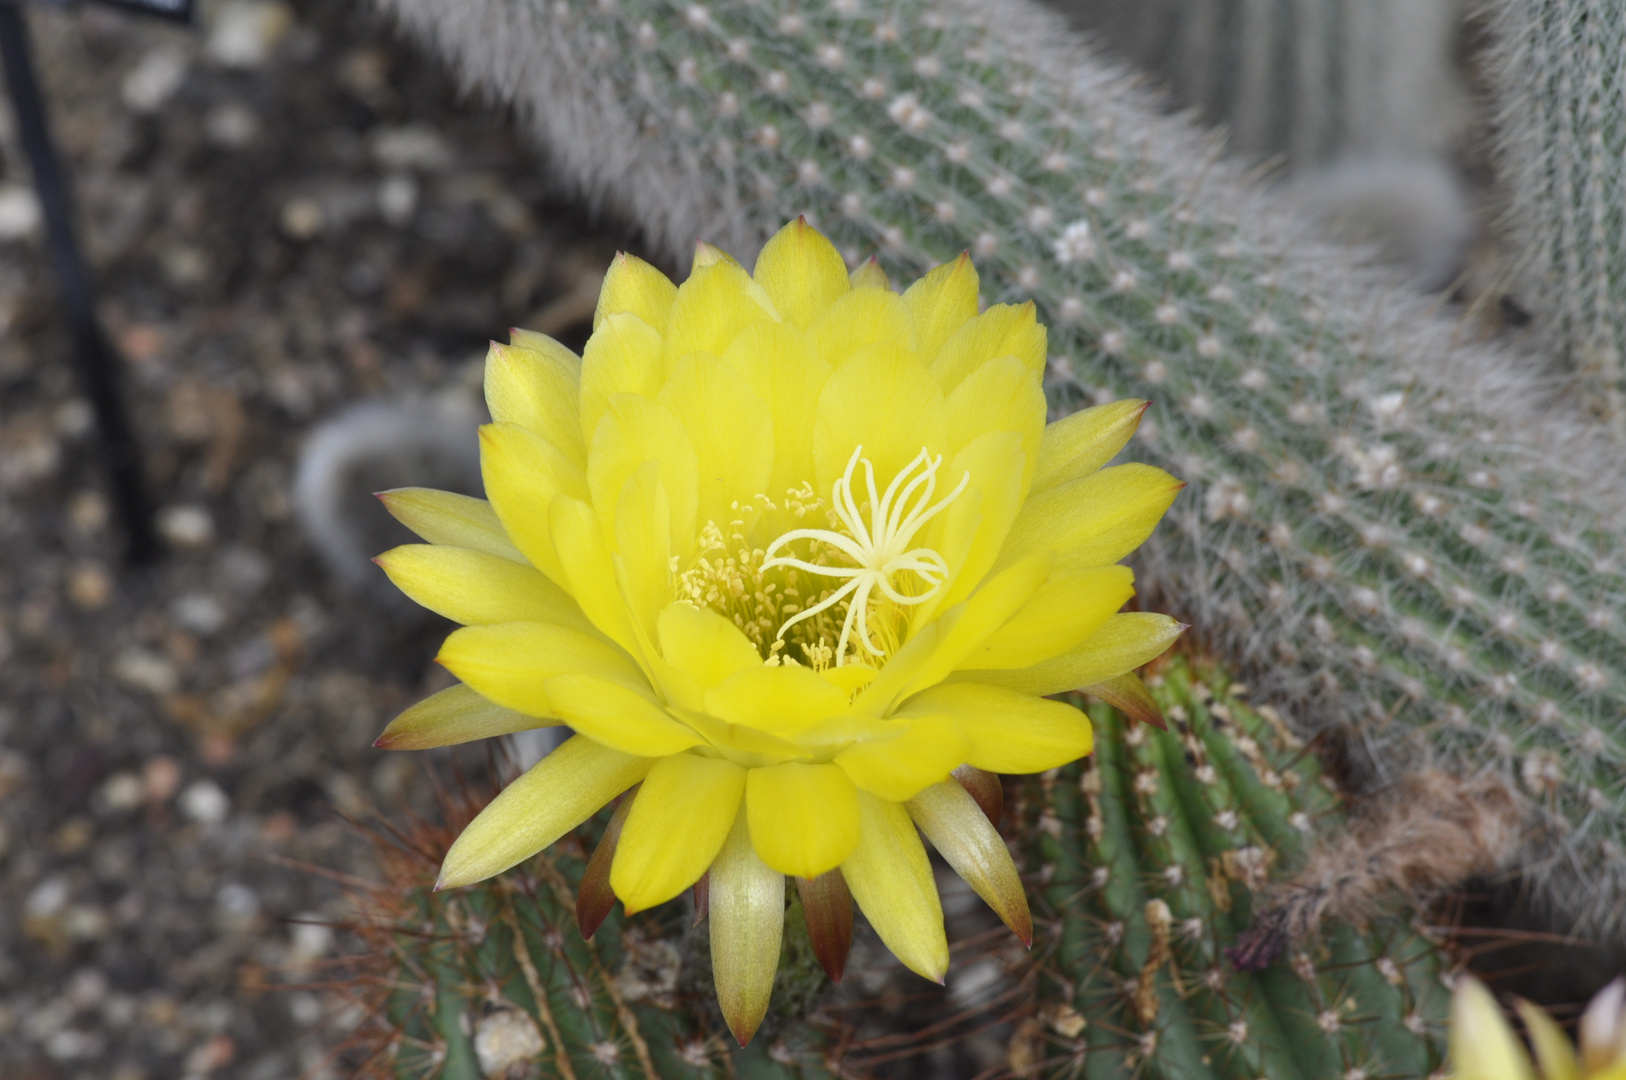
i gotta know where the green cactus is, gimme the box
[1486,0,1626,426]
[1046,0,1466,167]
[1020,654,1452,1079]
[377,0,1626,936]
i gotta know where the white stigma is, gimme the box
[762,445,969,665]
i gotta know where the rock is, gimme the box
[170,594,227,637]
[142,756,181,805]
[0,185,41,243]
[98,772,144,814]
[67,490,109,535]
[203,103,259,149]
[204,1,293,70]
[121,48,189,114]
[278,199,323,240]
[157,505,215,549]
[178,779,229,826]
[67,563,114,612]
[377,173,418,226]
[472,1006,545,1077]
[369,125,453,171]
[112,648,179,696]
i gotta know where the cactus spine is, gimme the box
[1020,654,1452,1079]
[1486,0,1626,426]
[379,0,1626,935]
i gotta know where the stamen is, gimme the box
[762,445,969,665]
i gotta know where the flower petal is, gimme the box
[1031,398,1149,492]
[930,431,1028,612]
[580,312,665,448]
[436,621,649,717]
[710,808,784,1047]
[664,259,777,368]
[961,613,1186,698]
[484,335,584,464]
[577,785,637,939]
[795,870,854,982]
[377,488,526,564]
[808,286,915,366]
[544,674,702,756]
[963,564,1135,670]
[812,341,948,504]
[944,355,1047,470]
[593,252,677,333]
[375,683,548,750]
[902,252,979,364]
[705,666,850,739]
[907,780,1031,946]
[897,683,1094,774]
[834,720,971,801]
[840,790,948,982]
[1450,978,1535,1080]
[438,734,653,888]
[587,394,699,560]
[898,552,1053,698]
[612,753,745,911]
[745,763,861,877]
[660,353,773,530]
[1517,998,1580,1080]
[612,463,672,642]
[549,494,645,661]
[848,258,890,291]
[721,322,831,503]
[999,463,1184,574]
[1086,671,1167,730]
[481,422,588,584]
[657,602,762,688]
[952,764,1003,826]
[930,302,1046,394]
[752,217,851,330]
[376,544,595,632]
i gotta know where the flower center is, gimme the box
[761,446,968,666]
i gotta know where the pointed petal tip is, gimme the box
[372,734,393,749]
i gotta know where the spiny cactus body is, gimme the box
[1487,0,1626,425]
[1049,0,1466,167]
[1018,655,1451,1079]
[380,0,1626,935]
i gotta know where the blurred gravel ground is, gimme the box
[0,2,637,1076]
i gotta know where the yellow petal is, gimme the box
[907,780,1031,945]
[752,218,851,330]
[999,462,1183,574]
[902,252,979,364]
[897,683,1094,774]
[721,322,831,502]
[549,494,644,660]
[710,808,784,1047]
[593,251,677,333]
[658,602,762,688]
[375,683,549,750]
[691,240,740,271]
[895,552,1054,701]
[745,762,861,876]
[1450,978,1535,1080]
[376,544,594,632]
[704,665,850,739]
[1517,998,1579,1080]
[944,355,1046,472]
[834,720,972,801]
[849,257,891,291]
[840,790,947,982]
[964,565,1136,670]
[961,612,1185,698]
[484,335,584,464]
[437,621,649,717]
[544,674,702,756]
[586,394,699,560]
[660,353,773,530]
[480,422,588,584]
[612,752,745,911]
[664,259,777,369]
[930,431,1028,612]
[377,488,526,564]
[808,286,915,367]
[580,312,665,447]
[438,734,653,888]
[812,340,948,497]
[1031,399,1149,493]
[930,302,1046,394]
[613,462,672,641]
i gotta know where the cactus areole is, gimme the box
[372,219,1183,1045]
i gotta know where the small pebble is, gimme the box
[121,48,189,114]
[143,756,182,804]
[473,1008,546,1075]
[171,594,227,636]
[0,749,31,798]
[369,125,453,171]
[67,563,113,611]
[203,103,259,148]
[0,185,41,242]
[99,772,144,813]
[112,649,178,695]
[179,779,229,825]
[377,173,418,226]
[279,199,324,240]
[67,491,110,535]
[27,878,70,920]
[157,505,215,549]
[205,1,292,69]
[54,399,94,439]
[215,882,260,925]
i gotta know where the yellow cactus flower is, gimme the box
[373,218,1184,1045]
[1449,975,1626,1080]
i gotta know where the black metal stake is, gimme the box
[0,0,157,562]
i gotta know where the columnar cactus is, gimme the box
[1047,0,1466,166]
[1019,654,1452,1079]
[1486,0,1626,426]
[377,0,1626,935]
